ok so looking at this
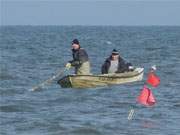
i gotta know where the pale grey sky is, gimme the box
[1,0,180,25]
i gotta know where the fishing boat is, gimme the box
[57,68,144,88]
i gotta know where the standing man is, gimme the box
[66,39,91,75]
[101,49,133,74]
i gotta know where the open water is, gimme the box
[0,26,180,135]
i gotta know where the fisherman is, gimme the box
[101,49,133,74]
[65,39,91,75]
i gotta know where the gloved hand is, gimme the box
[151,65,156,71]
[65,63,72,69]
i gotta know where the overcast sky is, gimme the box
[1,0,180,25]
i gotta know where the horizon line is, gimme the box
[1,24,180,27]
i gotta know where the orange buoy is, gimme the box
[137,85,156,106]
[146,72,160,87]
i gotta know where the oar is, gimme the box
[30,67,67,91]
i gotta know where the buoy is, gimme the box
[137,85,156,106]
[146,72,160,87]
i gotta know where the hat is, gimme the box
[112,49,119,55]
[72,39,79,45]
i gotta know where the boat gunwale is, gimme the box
[62,68,144,80]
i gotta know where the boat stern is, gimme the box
[57,76,72,88]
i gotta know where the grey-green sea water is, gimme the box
[0,26,180,135]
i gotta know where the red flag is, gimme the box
[146,72,160,87]
[137,85,156,106]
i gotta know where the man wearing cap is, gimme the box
[101,49,133,74]
[66,39,91,75]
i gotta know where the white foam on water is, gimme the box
[128,109,135,120]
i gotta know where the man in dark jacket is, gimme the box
[101,49,133,74]
[66,39,91,75]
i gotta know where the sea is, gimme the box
[0,26,180,135]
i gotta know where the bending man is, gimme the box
[66,39,91,75]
